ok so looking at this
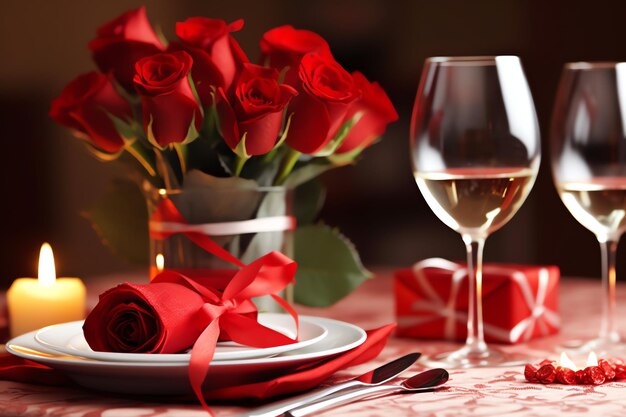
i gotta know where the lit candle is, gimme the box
[558,351,598,370]
[559,352,578,369]
[7,243,86,337]
[149,253,165,280]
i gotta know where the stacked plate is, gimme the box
[6,314,366,395]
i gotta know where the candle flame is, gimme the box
[156,253,164,272]
[586,351,598,367]
[559,352,577,369]
[38,243,56,287]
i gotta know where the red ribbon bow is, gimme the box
[150,198,299,412]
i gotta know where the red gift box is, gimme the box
[394,258,560,344]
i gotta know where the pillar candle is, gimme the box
[7,243,86,337]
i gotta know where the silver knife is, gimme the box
[239,352,421,417]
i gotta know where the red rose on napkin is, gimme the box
[49,72,132,153]
[336,71,398,154]
[217,63,297,155]
[83,244,299,412]
[175,17,248,105]
[286,53,359,154]
[89,6,165,91]
[260,25,331,85]
[83,282,209,353]
[133,51,203,147]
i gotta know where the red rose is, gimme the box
[175,17,248,105]
[83,281,210,353]
[89,6,165,91]
[335,71,398,154]
[133,51,203,147]
[83,249,297,411]
[49,72,132,153]
[260,25,331,86]
[217,64,297,156]
[285,53,359,154]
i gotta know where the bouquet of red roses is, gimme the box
[49,7,398,306]
[49,6,397,186]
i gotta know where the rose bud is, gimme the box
[260,25,332,86]
[83,281,210,353]
[598,359,616,381]
[575,369,586,384]
[217,63,297,156]
[536,364,556,384]
[335,71,398,155]
[584,366,606,385]
[524,364,538,382]
[89,6,165,91]
[49,72,133,153]
[175,17,248,104]
[556,367,577,385]
[133,51,203,147]
[285,53,359,154]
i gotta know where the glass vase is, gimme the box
[143,179,295,311]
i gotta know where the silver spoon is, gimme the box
[239,352,421,417]
[285,368,449,417]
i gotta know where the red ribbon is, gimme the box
[150,198,299,413]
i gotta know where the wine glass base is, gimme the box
[558,336,626,357]
[420,345,529,368]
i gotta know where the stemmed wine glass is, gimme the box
[410,56,541,367]
[551,62,626,355]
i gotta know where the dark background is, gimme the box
[1,0,625,286]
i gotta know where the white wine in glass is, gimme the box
[557,179,626,239]
[415,168,536,235]
[552,62,626,353]
[411,56,541,368]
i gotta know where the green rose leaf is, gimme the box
[82,180,149,264]
[294,224,372,307]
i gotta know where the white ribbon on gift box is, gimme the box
[149,215,296,236]
[396,258,560,343]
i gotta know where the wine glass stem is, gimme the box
[462,235,488,355]
[599,239,619,343]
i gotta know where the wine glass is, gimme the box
[551,62,626,355]
[410,56,541,367]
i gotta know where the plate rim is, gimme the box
[7,315,367,368]
[34,313,328,362]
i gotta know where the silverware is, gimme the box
[285,368,449,417]
[239,352,421,417]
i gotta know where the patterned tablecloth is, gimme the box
[1,272,625,417]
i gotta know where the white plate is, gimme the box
[7,315,366,395]
[34,313,327,362]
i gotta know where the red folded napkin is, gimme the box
[0,324,395,402]
[204,323,395,400]
[0,351,72,386]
